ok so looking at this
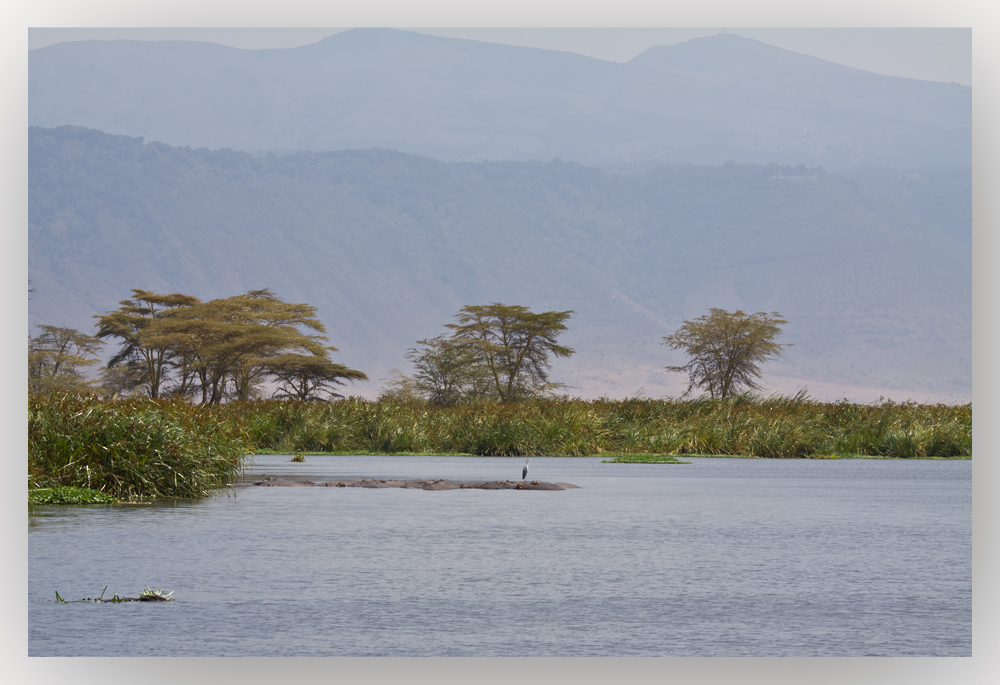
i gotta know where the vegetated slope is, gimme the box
[28,126,970,401]
[28,29,970,170]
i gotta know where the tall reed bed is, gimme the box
[28,394,970,503]
[215,394,971,458]
[29,393,250,500]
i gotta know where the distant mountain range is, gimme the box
[28,126,971,402]
[29,29,970,170]
[28,30,971,401]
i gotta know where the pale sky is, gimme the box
[28,27,971,86]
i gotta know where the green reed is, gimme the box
[29,393,250,500]
[28,394,970,504]
[215,394,970,458]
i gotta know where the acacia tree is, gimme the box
[445,303,575,402]
[142,289,365,403]
[402,334,495,406]
[97,360,147,398]
[29,325,104,394]
[210,291,327,401]
[267,349,368,401]
[662,308,790,399]
[144,302,255,404]
[95,289,201,398]
[378,369,423,403]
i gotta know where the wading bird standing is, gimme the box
[522,458,530,481]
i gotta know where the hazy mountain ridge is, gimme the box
[28,126,970,401]
[29,29,970,169]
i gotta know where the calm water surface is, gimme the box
[28,455,971,656]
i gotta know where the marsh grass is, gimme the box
[29,393,970,503]
[216,393,971,459]
[29,393,249,501]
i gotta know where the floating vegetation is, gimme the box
[138,587,175,601]
[601,453,692,464]
[28,486,117,505]
[50,586,175,604]
[290,452,306,462]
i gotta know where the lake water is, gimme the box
[28,455,971,656]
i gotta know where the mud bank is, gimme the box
[237,477,579,491]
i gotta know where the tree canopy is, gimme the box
[663,308,789,399]
[267,351,369,401]
[96,288,366,403]
[443,303,575,402]
[94,289,201,398]
[382,304,575,405]
[29,325,104,395]
[400,334,495,406]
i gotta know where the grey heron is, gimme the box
[522,458,530,481]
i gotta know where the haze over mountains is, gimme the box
[30,29,970,170]
[27,30,971,402]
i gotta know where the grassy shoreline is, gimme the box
[29,393,971,501]
[260,450,970,461]
[226,394,971,459]
[29,394,248,502]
